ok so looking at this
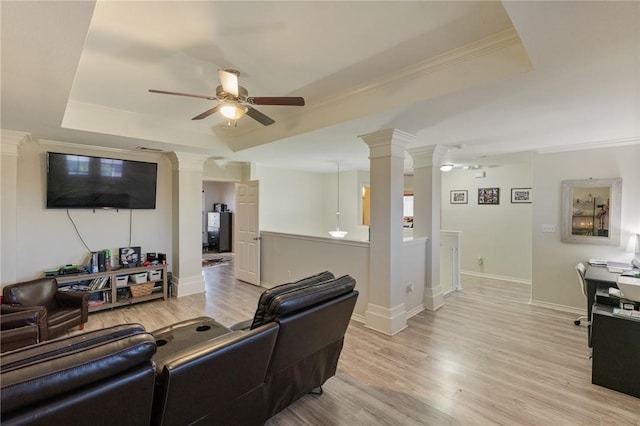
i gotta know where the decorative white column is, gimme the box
[169,151,210,297]
[407,145,447,311]
[359,128,413,335]
[1,131,29,285]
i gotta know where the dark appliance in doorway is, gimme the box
[207,211,232,252]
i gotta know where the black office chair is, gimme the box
[573,262,588,326]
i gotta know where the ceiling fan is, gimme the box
[149,69,305,126]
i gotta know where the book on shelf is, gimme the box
[88,276,110,291]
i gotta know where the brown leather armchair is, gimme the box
[0,305,46,353]
[2,277,88,340]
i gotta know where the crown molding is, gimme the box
[1,130,31,156]
[37,139,166,160]
[228,27,529,151]
[536,137,640,154]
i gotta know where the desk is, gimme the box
[584,266,619,346]
[591,303,640,398]
[584,266,619,316]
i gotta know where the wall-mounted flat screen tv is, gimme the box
[46,152,157,209]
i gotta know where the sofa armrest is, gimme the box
[1,323,156,415]
[228,318,252,331]
[1,308,42,330]
[1,325,39,353]
[1,305,48,341]
[56,291,89,321]
[1,309,43,352]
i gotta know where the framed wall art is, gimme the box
[511,188,532,203]
[450,190,468,204]
[478,188,500,205]
[561,178,622,246]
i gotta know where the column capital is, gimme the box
[1,130,30,157]
[359,128,414,159]
[169,151,210,172]
[406,145,448,169]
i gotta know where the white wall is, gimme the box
[203,181,235,213]
[253,165,325,236]
[260,231,428,320]
[260,231,370,318]
[440,154,533,283]
[532,144,640,311]
[3,138,173,283]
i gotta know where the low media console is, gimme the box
[55,264,168,312]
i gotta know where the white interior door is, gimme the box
[235,181,260,285]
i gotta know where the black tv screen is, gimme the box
[46,152,157,209]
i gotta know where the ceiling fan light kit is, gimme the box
[220,103,247,120]
[149,68,304,126]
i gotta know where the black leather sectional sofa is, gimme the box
[0,272,358,426]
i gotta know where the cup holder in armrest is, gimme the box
[151,317,234,366]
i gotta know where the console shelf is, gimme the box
[55,264,168,313]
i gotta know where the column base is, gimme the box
[423,285,444,311]
[364,302,408,336]
[173,274,205,297]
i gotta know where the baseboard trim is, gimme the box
[461,271,532,285]
[351,313,366,324]
[529,300,585,316]
[406,304,425,319]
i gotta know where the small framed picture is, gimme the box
[478,188,500,205]
[450,190,468,204]
[511,188,532,203]
[119,246,141,268]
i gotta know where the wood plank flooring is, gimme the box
[78,259,640,425]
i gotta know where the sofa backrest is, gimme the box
[249,270,335,329]
[1,323,157,426]
[3,278,58,311]
[151,322,279,426]
[264,275,358,417]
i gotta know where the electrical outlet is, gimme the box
[406,283,414,293]
[542,224,556,233]
[477,256,483,266]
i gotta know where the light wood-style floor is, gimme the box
[79,258,640,425]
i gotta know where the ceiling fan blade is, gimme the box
[246,106,275,126]
[191,105,221,120]
[218,69,239,97]
[247,96,305,106]
[149,89,216,101]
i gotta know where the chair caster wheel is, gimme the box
[574,319,581,326]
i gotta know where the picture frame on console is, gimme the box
[119,247,141,268]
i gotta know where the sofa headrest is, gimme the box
[249,271,335,330]
[262,275,356,324]
[1,323,156,414]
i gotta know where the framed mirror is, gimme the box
[561,178,622,245]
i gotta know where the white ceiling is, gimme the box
[2,1,638,173]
